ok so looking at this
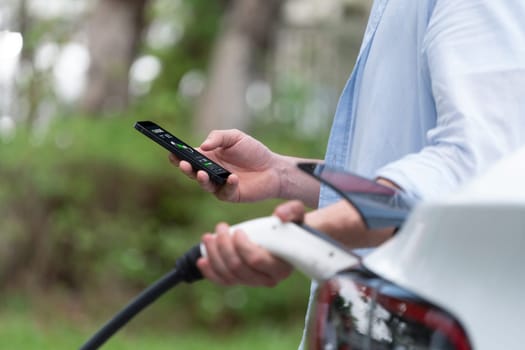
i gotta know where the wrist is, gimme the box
[274,155,321,207]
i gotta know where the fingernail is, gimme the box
[203,233,215,243]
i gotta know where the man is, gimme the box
[171,0,525,346]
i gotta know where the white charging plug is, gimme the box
[200,216,359,281]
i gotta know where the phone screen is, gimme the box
[134,121,231,185]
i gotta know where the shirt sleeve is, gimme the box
[375,0,525,201]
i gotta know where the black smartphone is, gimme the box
[134,120,231,185]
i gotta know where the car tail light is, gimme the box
[309,272,472,350]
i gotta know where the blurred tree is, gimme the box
[142,0,222,122]
[195,0,283,133]
[81,0,150,114]
[7,0,87,127]
[15,0,39,126]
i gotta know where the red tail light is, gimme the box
[375,293,471,350]
[309,272,472,350]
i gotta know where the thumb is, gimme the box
[273,200,306,223]
[200,129,244,151]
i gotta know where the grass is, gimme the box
[0,289,307,350]
[0,310,305,350]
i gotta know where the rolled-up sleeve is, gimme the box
[376,0,525,201]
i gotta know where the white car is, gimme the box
[304,147,525,350]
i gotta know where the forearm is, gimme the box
[303,200,394,249]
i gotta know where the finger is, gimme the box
[200,233,236,285]
[197,257,231,286]
[196,170,217,192]
[176,160,197,179]
[217,233,266,285]
[168,153,181,165]
[233,231,292,286]
[214,223,277,286]
[215,174,240,201]
[273,200,306,223]
[200,129,243,151]
[216,229,273,286]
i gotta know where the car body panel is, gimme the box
[363,147,525,350]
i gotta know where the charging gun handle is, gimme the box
[201,216,359,281]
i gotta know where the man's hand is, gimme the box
[169,129,282,203]
[197,222,293,287]
[197,198,396,288]
[169,129,322,207]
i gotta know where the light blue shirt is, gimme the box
[320,0,525,207]
[302,0,525,348]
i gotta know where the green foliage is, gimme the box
[0,115,312,330]
[0,307,304,350]
[146,0,223,95]
[3,0,334,335]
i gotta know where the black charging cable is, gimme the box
[79,244,203,350]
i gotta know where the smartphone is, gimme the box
[134,120,231,185]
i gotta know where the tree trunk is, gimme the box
[195,0,282,134]
[81,0,149,114]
